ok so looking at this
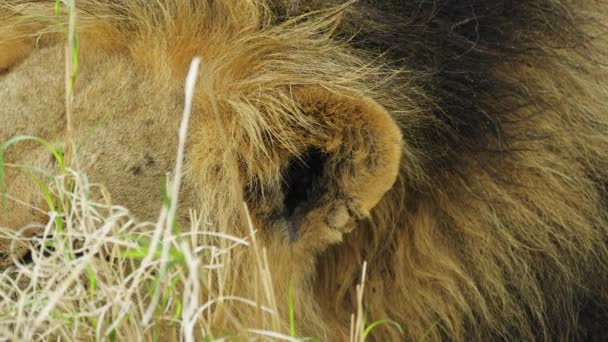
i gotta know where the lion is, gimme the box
[1,0,608,340]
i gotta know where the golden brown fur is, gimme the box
[1,0,608,340]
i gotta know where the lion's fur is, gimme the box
[1,0,608,340]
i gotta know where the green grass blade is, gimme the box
[87,267,97,299]
[288,285,296,337]
[0,135,65,209]
[362,319,403,339]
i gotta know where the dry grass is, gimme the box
[0,2,379,340]
[0,163,284,341]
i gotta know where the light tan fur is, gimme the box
[1,0,607,340]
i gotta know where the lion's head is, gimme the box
[1,0,608,340]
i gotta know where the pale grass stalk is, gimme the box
[138,172,172,324]
[72,170,94,234]
[188,209,202,249]
[180,241,200,342]
[13,274,29,339]
[63,0,76,166]
[350,261,368,342]
[248,328,303,342]
[143,56,201,325]
[254,252,262,329]
[262,247,278,324]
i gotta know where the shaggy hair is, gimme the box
[1,0,607,340]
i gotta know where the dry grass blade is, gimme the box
[63,0,77,167]
[142,56,202,326]
[350,261,367,342]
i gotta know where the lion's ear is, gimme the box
[277,87,402,251]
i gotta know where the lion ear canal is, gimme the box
[281,87,402,252]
